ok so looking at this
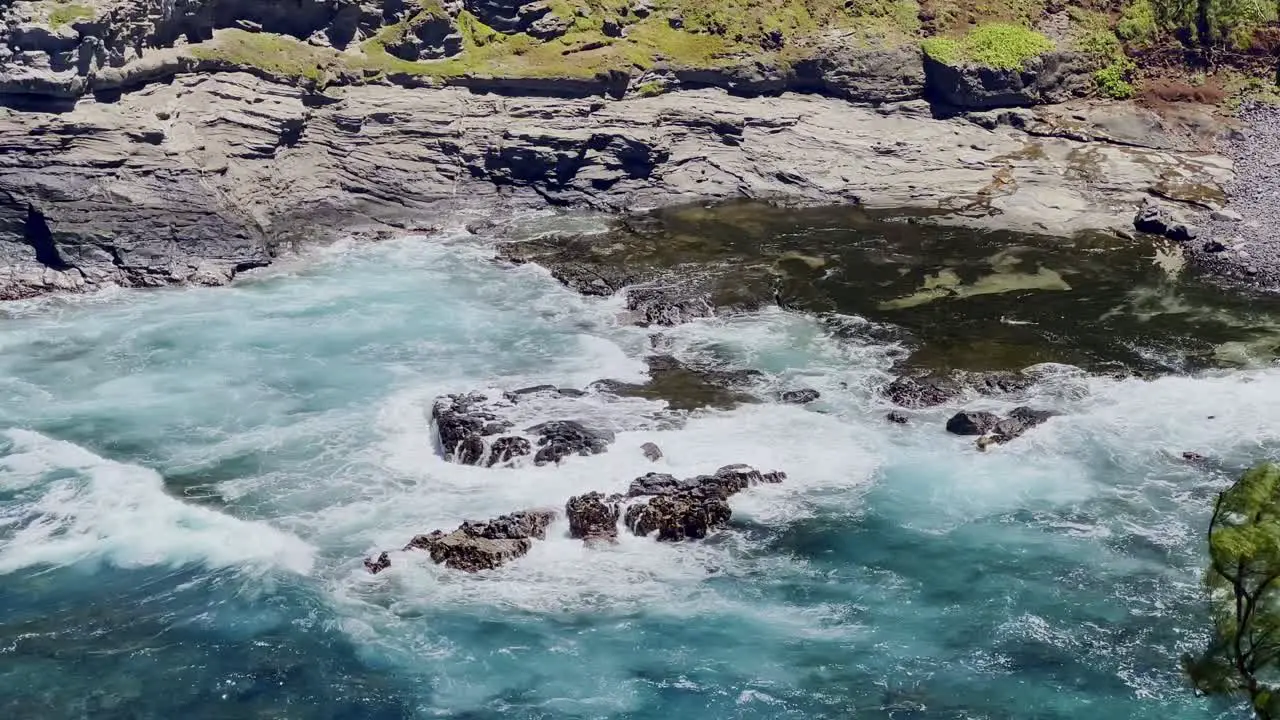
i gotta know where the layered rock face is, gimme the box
[0,0,1234,300]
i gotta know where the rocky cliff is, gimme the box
[0,0,1240,298]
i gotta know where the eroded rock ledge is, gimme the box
[0,68,1232,300]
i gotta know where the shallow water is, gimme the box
[1,209,1278,719]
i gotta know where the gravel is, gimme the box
[1193,103,1280,290]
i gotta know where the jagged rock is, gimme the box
[625,285,714,326]
[400,509,555,572]
[641,441,663,461]
[1182,451,1208,463]
[383,15,462,61]
[945,410,1001,436]
[364,551,391,574]
[923,51,1095,110]
[527,420,616,465]
[622,464,783,540]
[487,435,532,467]
[432,392,506,464]
[628,471,682,497]
[883,373,964,408]
[565,491,621,541]
[886,410,909,424]
[624,492,732,541]
[779,388,820,404]
[1134,198,1198,242]
[976,406,1056,449]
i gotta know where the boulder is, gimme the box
[883,373,963,408]
[945,410,1001,435]
[487,435,532,467]
[1134,198,1198,242]
[923,51,1094,110]
[628,471,682,496]
[364,551,391,574]
[432,392,506,464]
[976,406,1057,449]
[779,388,820,404]
[641,441,663,461]
[527,420,616,465]
[623,464,784,540]
[886,410,909,424]
[400,509,555,572]
[565,491,621,541]
[624,492,732,541]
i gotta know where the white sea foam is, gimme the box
[0,429,314,575]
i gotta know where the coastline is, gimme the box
[0,69,1240,301]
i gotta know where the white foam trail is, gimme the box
[0,429,314,575]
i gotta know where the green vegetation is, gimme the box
[634,79,666,96]
[190,30,343,83]
[1115,0,1159,46]
[47,2,95,27]
[1184,462,1280,720]
[1094,56,1137,97]
[921,23,1055,69]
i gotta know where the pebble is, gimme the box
[1195,104,1280,289]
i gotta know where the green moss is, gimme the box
[923,23,1054,70]
[635,79,665,96]
[191,30,339,82]
[47,2,95,27]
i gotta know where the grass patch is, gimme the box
[634,79,666,96]
[47,2,94,27]
[191,30,343,82]
[922,23,1054,69]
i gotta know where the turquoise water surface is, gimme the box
[0,218,1277,719]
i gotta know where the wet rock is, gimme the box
[1134,198,1198,242]
[1182,451,1208,463]
[364,551,391,574]
[883,373,963,408]
[779,388,820,404]
[628,471,683,496]
[565,491,621,541]
[976,406,1056,450]
[400,509,556,572]
[624,492,732,540]
[641,441,663,461]
[487,436,532,467]
[886,410,909,424]
[527,420,616,465]
[625,285,714,326]
[946,410,1001,435]
[466,218,498,234]
[432,392,505,464]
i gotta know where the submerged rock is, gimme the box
[565,491,622,542]
[779,388,821,404]
[432,392,507,464]
[487,435,532,467]
[886,410,910,424]
[641,441,664,461]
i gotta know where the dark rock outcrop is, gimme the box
[364,509,555,573]
[945,410,1001,435]
[527,420,616,465]
[565,491,621,542]
[779,388,820,404]
[400,509,555,572]
[923,51,1094,110]
[975,406,1057,449]
[883,373,964,408]
[1134,198,1199,242]
[641,441,663,461]
[431,392,508,464]
[623,464,784,541]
